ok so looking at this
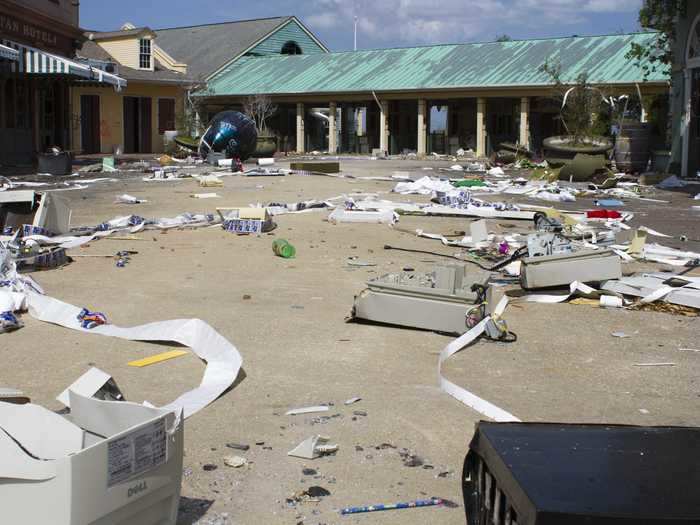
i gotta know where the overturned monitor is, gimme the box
[463,422,700,525]
[351,264,489,335]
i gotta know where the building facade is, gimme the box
[154,16,328,137]
[201,32,670,158]
[0,0,124,167]
[71,25,191,155]
[671,2,700,177]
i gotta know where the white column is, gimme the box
[519,96,530,149]
[328,102,337,153]
[379,100,389,154]
[355,107,365,136]
[296,102,305,154]
[417,99,427,156]
[476,97,487,158]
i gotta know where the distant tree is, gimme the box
[495,34,512,42]
[244,95,278,136]
[626,0,686,76]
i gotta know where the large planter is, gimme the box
[253,135,277,158]
[174,135,200,151]
[543,135,613,161]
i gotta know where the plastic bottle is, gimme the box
[272,239,296,258]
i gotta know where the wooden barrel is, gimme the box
[615,122,650,173]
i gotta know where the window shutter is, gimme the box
[158,99,175,134]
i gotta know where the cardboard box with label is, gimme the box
[0,392,183,525]
[0,190,71,237]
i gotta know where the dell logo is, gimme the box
[127,480,148,498]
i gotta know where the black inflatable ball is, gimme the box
[199,111,257,160]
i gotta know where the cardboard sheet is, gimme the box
[0,402,84,460]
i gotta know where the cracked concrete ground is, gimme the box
[2,158,699,524]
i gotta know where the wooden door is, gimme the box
[123,96,137,153]
[80,95,100,154]
[139,97,152,153]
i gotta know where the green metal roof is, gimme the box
[206,32,668,97]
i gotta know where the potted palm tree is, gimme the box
[540,60,613,162]
[244,94,278,157]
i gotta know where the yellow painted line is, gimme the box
[128,350,188,367]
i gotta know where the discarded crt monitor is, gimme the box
[351,265,490,335]
[462,421,700,525]
[198,110,257,161]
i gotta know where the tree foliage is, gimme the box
[627,0,686,76]
[244,94,278,135]
[539,59,610,142]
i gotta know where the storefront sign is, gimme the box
[0,13,65,50]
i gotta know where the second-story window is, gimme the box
[139,38,152,69]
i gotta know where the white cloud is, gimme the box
[306,12,338,30]
[301,0,643,47]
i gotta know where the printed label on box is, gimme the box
[223,219,263,234]
[107,418,167,487]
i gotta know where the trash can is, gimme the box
[462,422,700,524]
[37,151,73,176]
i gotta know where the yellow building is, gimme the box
[71,24,192,155]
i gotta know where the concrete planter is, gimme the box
[543,135,613,161]
[253,135,277,158]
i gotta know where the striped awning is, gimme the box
[1,40,126,90]
[0,43,19,61]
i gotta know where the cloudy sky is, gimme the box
[81,0,644,51]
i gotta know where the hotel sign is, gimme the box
[0,13,72,52]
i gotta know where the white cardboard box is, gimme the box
[0,392,183,524]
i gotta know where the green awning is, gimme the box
[0,43,19,61]
[1,39,126,90]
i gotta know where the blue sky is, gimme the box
[80,0,644,51]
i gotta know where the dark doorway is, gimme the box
[689,68,700,177]
[80,95,100,154]
[123,96,152,154]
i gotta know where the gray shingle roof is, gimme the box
[154,16,291,80]
[77,40,193,84]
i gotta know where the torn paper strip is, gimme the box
[26,291,242,419]
[438,297,519,422]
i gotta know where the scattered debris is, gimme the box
[273,239,296,258]
[340,498,443,515]
[285,406,330,416]
[288,435,338,460]
[223,455,247,468]
[115,194,147,204]
[128,349,189,367]
[226,443,250,451]
[612,331,631,338]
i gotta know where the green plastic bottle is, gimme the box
[272,239,296,258]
